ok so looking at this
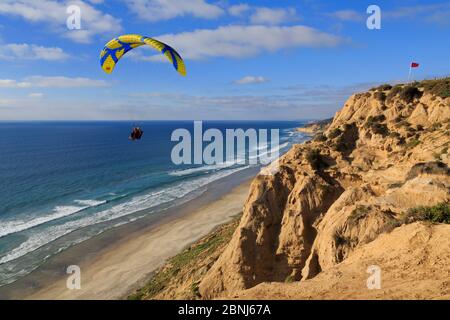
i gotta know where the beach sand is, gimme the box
[21,181,251,300]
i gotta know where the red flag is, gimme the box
[411,62,419,68]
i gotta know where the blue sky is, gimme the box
[0,0,449,120]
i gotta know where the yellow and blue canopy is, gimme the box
[100,34,186,76]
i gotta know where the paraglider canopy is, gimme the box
[100,34,186,76]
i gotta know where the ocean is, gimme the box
[0,121,307,287]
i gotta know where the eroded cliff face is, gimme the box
[232,222,450,300]
[199,81,450,299]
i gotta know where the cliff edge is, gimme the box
[198,79,450,299]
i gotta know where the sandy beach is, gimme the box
[7,180,251,300]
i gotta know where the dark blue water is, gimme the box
[0,121,306,286]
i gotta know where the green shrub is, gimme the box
[397,120,411,128]
[333,229,350,246]
[379,84,393,91]
[406,162,449,180]
[365,115,388,136]
[365,115,386,127]
[422,78,450,98]
[285,275,295,283]
[389,132,401,139]
[406,138,420,149]
[190,282,201,298]
[386,85,403,102]
[343,123,354,130]
[402,203,450,224]
[373,123,389,136]
[306,149,328,170]
[393,116,403,123]
[430,123,442,131]
[328,128,342,139]
[399,86,423,103]
[128,217,238,300]
[374,91,387,102]
[381,78,450,102]
[314,133,327,142]
[349,205,371,224]
[372,84,392,91]
[333,139,348,152]
[397,137,406,145]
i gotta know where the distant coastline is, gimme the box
[296,118,332,134]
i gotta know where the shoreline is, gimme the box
[0,168,257,300]
[0,125,309,300]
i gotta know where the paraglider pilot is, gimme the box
[129,127,143,141]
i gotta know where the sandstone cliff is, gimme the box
[198,79,450,299]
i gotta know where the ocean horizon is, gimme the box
[0,120,308,287]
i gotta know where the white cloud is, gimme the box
[228,4,251,17]
[0,76,109,88]
[0,98,18,108]
[126,47,168,63]
[152,25,343,60]
[126,89,341,120]
[328,4,450,25]
[0,0,122,43]
[124,0,224,22]
[123,81,382,120]
[28,92,44,98]
[0,79,31,88]
[385,3,450,24]
[250,7,297,25]
[0,43,69,61]
[27,76,109,88]
[234,76,268,85]
[0,81,382,120]
[329,10,364,22]
[0,97,124,120]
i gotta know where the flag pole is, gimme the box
[408,63,412,83]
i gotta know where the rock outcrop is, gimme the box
[199,80,450,299]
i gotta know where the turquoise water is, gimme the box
[0,121,307,286]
